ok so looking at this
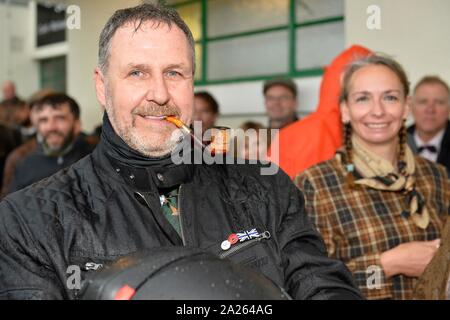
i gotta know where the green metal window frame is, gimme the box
[170,0,344,86]
[39,55,67,93]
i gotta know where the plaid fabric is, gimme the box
[294,153,449,300]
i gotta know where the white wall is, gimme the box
[0,2,39,101]
[345,0,450,90]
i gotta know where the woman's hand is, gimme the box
[380,239,441,278]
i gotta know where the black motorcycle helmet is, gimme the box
[80,247,290,300]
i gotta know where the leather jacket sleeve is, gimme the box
[0,200,64,299]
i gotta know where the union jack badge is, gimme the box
[236,228,260,242]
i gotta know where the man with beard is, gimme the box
[7,93,93,194]
[0,3,362,300]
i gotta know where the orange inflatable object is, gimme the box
[267,45,373,179]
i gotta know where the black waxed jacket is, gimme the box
[0,119,363,300]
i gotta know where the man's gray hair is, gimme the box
[98,3,196,74]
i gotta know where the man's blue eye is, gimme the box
[167,71,180,77]
[130,70,142,77]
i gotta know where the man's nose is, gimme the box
[145,75,170,106]
[424,101,437,113]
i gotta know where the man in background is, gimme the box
[407,76,450,174]
[263,78,299,129]
[193,91,219,134]
[1,89,55,197]
[7,93,94,194]
[1,80,20,102]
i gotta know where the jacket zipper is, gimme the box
[219,231,271,259]
[178,185,186,246]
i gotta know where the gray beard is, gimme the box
[105,103,183,158]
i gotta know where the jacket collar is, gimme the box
[97,113,194,192]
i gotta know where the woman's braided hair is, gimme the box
[343,122,355,188]
[341,54,411,186]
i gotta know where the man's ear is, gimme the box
[94,67,107,108]
[340,101,350,123]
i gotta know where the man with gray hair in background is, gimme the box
[407,76,450,174]
[0,3,361,300]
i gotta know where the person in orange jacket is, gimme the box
[268,45,373,179]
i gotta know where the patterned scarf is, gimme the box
[351,136,430,229]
